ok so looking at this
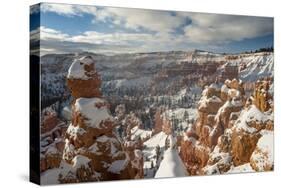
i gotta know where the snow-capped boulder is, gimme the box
[67,56,102,99]
[201,148,232,175]
[231,105,273,166]
[250,130,274,171]
[220,79,244,102]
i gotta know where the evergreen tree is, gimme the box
[151,161,154,169]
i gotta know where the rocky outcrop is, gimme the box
[179,126,210,175]
[123,112,142,138]
[194,80,245,148]
[161,116,173,135]
[219,62,238,82]
[58,56,140,183]
[250,130,274,171]
[180,78,274,175]
[253,78,273,112]
[153,107,173,135]
[66,56,102,99]
[40,105,67,172]
[231,104,273,166]
[153,107,166,135]
[124,141,144,179]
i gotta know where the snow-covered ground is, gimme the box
[155,148,188,178]
[238,53,273,81]
[227,163,255,174]
[143,131,168,178]
[131,126,152,140]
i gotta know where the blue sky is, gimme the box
[30,3,273,55]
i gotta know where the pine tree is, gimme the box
[165,137,170,150]
[155,145,161,159]
[184,110,189,122]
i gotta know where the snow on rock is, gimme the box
[131,126,152,140]
[89,143,102,155]
[233,105,273,133]
[227,163,255,174]
[67,56,97,80]
[250,130,274,171]
[46,145,59,155]
[144,131,168,149]
[108,157,130,174]
[72,155,91,169]
[74,98,113,128]
[202,146,232,175]
[41,168,61,185]
[58,55,143,183]
[66,123,87,138]
[231,103,273,166]
[155,148,188,178]
[40,106,67,173]
[239,53,273,82]
[61,105,72,121]
[67,56,102,98]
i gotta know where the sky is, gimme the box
[30,3,274,55]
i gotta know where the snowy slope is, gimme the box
[131,126,152,140]
[143,131,168,178]
[155,148,188,178]
[143,132,168,150]
[238,53,273,81]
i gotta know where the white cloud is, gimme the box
[183,13,273,43]
[34,4,273,54]
[40,3,97,17]
[32,26,195,55]
[71,31,155,45]
[40,3,273,44]
[40,26,70,41]
[30,27,40,41]
[94,7,186,33]
[40,3,186,33]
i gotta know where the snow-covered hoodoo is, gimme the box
[57,56,141,183]
[179,78,274,175]
[40,104,68,173]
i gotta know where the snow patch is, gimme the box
[155,148,188,178]
[233,105,273,133]
[74,98,112,128]
[67,56,96,80]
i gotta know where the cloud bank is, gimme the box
[31,3,273,55]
